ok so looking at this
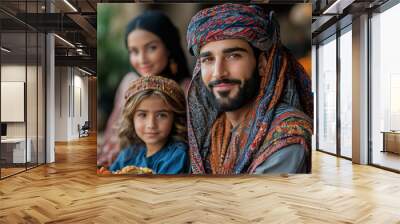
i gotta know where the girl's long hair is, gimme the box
[119,89,187,149]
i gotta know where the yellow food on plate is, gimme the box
[97,166,111,175]
[113,165,153,174]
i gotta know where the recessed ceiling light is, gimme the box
[54,34,75,48]
[322,0,354,15]
[78,67,92,76]
[63,0,78,12]
[1,47,11,53]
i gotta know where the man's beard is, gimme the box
[206,69,260,112]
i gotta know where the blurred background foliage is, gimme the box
[97,4,132,133]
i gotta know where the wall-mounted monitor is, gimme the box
[1,82,25,122]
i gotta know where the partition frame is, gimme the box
[315,24,353,161]
[0,0,47,179]
[368,0,400,173]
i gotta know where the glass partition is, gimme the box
[0,1,46,179]
[339,27,352,158]
[1,30,28,177]
[27,30,38,169]
[371,3,400,171]
[317,35,337,155]
[38,32,45,165]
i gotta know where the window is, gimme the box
[371,2,400,171]
[317,35,337,154]
[339,27,352,158]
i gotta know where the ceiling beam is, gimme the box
[55,55,96,72]
[66,13,97,47]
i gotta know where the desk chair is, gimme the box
[79,121,90,138]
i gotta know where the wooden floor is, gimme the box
[1,163,44,178]
[0,134,400,223]
[372,150,400,171]
[1,167,26,178]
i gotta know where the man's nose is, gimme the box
[212,58,228,80]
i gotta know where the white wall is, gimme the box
[55,67,69,141]
[1,65,26,140]
[54,67,89,141]
[1,65,40,137]
[1,65,26,81]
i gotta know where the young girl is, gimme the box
[109,76,189,174]
[98,11,191,167]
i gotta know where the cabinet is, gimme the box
[382,131,400,154]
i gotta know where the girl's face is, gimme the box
[133,95,174,151]
[127,29,169,76]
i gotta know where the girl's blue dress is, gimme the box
[109,140,189,174]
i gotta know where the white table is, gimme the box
[1,138,32,163]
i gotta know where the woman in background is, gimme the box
[98,11,191,167]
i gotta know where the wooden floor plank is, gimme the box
[0,134,399,223]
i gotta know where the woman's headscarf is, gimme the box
[186,4,313,174]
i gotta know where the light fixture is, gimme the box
[63,0,78,12]
[1,47,11,53]
[76,48,86,56]
[54,34,75,48]
[322,0,355,15]
[322,1,340,14]
[78,67,92,76]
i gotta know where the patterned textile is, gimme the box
[187,3,279,57]
[125,76,185,106]
[186,4,313,174]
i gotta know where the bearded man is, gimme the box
[186,3,313,174]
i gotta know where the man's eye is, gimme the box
[227,53,241,59]
[201,57,213,64]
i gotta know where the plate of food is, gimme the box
[97,166,112,175]
[112,165,153,175]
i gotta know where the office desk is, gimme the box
[381,131,400,154]
[1,138,31,163]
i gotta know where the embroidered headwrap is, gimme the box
[186,4,313,174]
[187,3,279,57]
[125,75,185,107]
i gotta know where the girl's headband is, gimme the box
[125,76,185,105]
